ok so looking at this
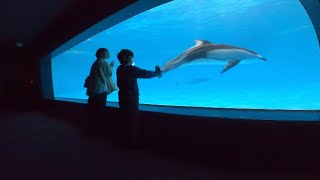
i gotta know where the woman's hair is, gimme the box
[95,48,108,58]
[117,49,134,65]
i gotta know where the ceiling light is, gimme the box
[16,41,24,48]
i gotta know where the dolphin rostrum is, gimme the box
[161,40,267,74]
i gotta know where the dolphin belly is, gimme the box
[206,49,258,60]
[161,58,186,73]
[187,58,259,65]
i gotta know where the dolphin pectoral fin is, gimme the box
[220,60,241,74]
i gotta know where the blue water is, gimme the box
[52,0,320,110]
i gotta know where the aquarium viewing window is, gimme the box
[48,0,320,120]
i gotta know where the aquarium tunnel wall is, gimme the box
[41,0,320,120]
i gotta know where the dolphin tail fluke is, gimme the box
[220,60,241,74]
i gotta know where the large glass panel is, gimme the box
[52,0,320,110]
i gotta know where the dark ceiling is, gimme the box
[0,0,137,60]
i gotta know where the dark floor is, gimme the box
[0,107,319,180]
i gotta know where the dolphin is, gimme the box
[161,40,267,74]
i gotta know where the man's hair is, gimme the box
[95,48,108,58]
[117,49,134,65]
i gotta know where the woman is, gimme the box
[86,48,117,113]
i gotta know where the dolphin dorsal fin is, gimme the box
[195,40,212,46]
[184,40,213,52]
